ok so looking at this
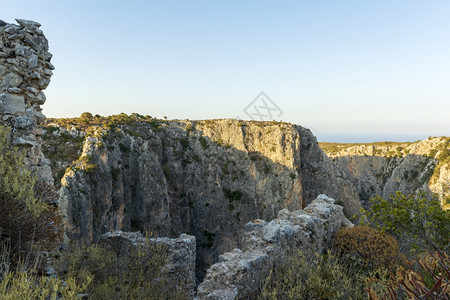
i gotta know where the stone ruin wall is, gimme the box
[196,194,352,299]
[0,18,54,184]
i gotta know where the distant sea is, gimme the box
[315,134,432,143]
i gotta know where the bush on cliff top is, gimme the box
[57,240,188,299]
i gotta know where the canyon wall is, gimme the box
[42,117,361,280]
[0,19,54,185]
[321,138,449,209]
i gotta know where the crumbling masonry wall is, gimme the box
[0,19,54,184]
[197,195,353,299]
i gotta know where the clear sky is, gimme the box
[2,1,449,142]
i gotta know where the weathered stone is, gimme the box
[1,73,23,88]
[13,115,36,131]
[7,87,22,94]
[13,136,35,147]
[51,119,361,282]
[15,19,41,28]
[28,54,39,68]
[0,93,25,114]
[0,19,7,27]
[35,91,46,105]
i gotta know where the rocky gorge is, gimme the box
[320,138,450,209]
[42,115,362,281]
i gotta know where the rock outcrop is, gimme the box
[321,137,449,208]
[0,19,54,184]
[42,117,360,280]
[98,231,196,298]
[196,194,353,299]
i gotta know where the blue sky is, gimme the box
[2,1,449,142]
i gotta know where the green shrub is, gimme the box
[359,192,450,253]
[0,270,91,299]
[332,226,400,269]
[259,250,387,300]
[222,188,242,202]
[162,163,171,180]
[110,166,121,181]
[0,126,63,269]
[179,138,189,149]
[0,126,46,215]
[58,240,187,299]
[74,155,97,173]
[199,136,209,150]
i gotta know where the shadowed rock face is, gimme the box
[43,119,360,281]
[0,19,54,184]
[321,137,449,208]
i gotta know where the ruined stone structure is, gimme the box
[0,19,54,184]
[196,194,352,299]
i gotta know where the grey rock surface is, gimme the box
[196,194,352,299]
[0,19,54,185]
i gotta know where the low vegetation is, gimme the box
[55,240,187,299]
[0,126,63,269]
[319,141,413,156]
[259,191,449,299]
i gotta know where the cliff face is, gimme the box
[320,137,450,208]
[0,19,54,184]
[42,116,360,280]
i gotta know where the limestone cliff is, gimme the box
[42,115,360,280]
[0,19,54,184]
[320,137,450,209]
